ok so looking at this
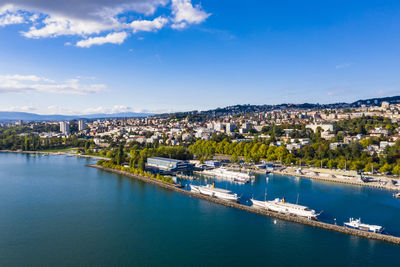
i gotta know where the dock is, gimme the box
[271,170,400,191]
[88,164,400,245]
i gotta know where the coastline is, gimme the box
[0,150,109,161]
[271,169,400,191]
[2,151,399,244]
[89,164,400,245]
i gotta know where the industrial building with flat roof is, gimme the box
[147,157,191,172]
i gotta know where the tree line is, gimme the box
[188,138,400,175]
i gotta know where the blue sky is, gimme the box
[0,0,400,114]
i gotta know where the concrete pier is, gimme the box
[88,164,400,245]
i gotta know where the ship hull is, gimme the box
[197,187,239,202]
[344,224,383,233]
[251,199,319,220]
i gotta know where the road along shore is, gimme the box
[89,164,400,246]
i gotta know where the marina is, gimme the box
[195,167,255,183]
[2,152,400,266]
[89,164,400,245]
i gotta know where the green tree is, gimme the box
[393,165,400,176]
[379,163,392,173]
[231,153,239,164]
[138,156,145,171]
[115,144,125,165]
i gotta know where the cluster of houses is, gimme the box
[3,101,400,157]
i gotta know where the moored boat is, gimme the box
[250,197,320,220]
[200,167,255,183]
[189,184,201,193]
[190,182,239,202]
[344,218,383,233]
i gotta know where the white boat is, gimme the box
[200,167,255,183]
[189,184,201,193]
[344,218,383,233]
[190,183,239,202]
[251,197,320,220]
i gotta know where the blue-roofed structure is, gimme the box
[147,157,191,172]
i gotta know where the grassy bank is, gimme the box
[97,160,174,184]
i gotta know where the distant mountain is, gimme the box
[157,95,400,118]
[2,95,399,122]
[0,111,152,122]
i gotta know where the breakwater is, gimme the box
[88,164,400,245]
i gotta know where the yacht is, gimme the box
[344,218,383,233]
[200,167,255,183]
[189,183,239,202]
[251,197,320,220]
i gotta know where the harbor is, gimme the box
[89,164,400,245]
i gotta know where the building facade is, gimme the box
[147,157,191,172]
[59,121,70,135]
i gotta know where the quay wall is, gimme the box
[270,171,399,191]
[88,164,400,245]
[218,163,398,191]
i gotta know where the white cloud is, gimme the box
[0,74,54,82]
[1,104,172,115]
[76,32,128,48]
[130,16,168,32]
[0,74,106,94]
[0,12,24,26]
[171,0,210,29]
[82,105,133,114]
[2,105,38,112]
[0,0,210,46]
[22,14,121,38]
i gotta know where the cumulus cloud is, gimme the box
[0,12,24,26]
[130,16,168,32]
[171,0,210,29]
[0,0,210,46]
[0,74,106,94]
[76,32,128,48]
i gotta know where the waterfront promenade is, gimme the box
[89,164,400,245]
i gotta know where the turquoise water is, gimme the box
[0,153,399,266]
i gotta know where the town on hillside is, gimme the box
[1,99,400,186]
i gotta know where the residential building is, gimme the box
[59,121,70,135]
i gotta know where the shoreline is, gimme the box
[0,150,109,161]
[89,164,400,245]
[271,169,400,191]
[226,166,400,192]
